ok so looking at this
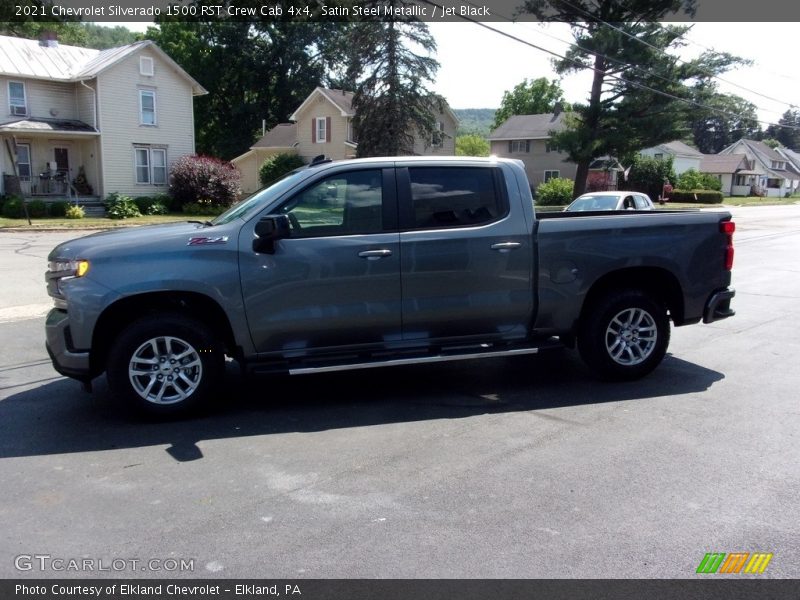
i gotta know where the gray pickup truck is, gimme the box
[45,157,735,415]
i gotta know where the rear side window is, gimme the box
[634,194,650,209]
[407,167,505,229]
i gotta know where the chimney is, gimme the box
[553,102,564,117]
[39,30,58,48]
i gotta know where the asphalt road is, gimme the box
[0,206,798,579]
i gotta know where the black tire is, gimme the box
[107,313,224,417]
[578,289,670,381]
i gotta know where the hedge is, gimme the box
[669,189,724,204]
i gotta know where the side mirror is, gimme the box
[253,214,291,253]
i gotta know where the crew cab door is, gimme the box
[397,164,532,341]
[239,167,401,353]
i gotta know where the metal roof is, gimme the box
[0,35,97,80]
[0,35,206,95]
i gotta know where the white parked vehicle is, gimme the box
[564,191,655,212]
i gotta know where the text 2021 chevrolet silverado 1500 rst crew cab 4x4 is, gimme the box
[46,157,735,415]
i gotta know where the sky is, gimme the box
[111,20,798,127]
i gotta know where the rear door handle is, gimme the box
[358,249,393,260]
[491,242,522,252]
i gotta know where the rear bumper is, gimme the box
[703,288,736,324]
[45,308,92,381]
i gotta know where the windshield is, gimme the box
[567,195,620,211]
[211,169,310,226]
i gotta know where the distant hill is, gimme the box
[453,108,497,137]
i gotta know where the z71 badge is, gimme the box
[187,236,229,246]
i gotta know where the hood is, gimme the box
[48,221,223,260]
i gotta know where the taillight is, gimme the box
[721,220,735,270]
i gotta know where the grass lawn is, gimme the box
[0,213,210,230]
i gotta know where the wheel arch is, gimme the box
[90,291,238,376]
[578,267,685,333]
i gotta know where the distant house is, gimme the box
[488,112,574,188]
[776,146,800,188]
[488,112,623,191]
[719,139,800,197]
[233,87,459,194]
[0,34,206,200]
[639,140,703,176]
[231,123,297,198]
[699,154,755,196]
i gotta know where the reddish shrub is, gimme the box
[169,155,241,208]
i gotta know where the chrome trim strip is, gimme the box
[288,346,540,375]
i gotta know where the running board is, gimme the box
[286,343,553,375]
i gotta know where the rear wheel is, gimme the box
[578,289,670,380]
[107,314,223,416]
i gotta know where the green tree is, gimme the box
[259,153,305,186]
[80,23,140,49]
[765,109,800,150]
[0,0,86,45]
[455,135,490,157]
[492,77,567,129]
[520,0,742,198]
[627,155,676,201]
[349,1,441,157]
[688,82,761,153]
[675,168,722,191]
[146,17,345,160]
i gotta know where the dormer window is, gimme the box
[8,81,27,116]
[140,56,154,76]
[771,160,786,169]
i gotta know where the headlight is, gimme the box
[47,259,90,309]
[48,259,90,278]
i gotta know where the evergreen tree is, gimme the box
[520,0,742,198]
[349,1,441,157]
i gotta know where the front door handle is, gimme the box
[491,242,522,252]
[358,249,393,260]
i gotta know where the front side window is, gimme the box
[510,140,528,153]
[408,167,505,229]
[139,90,156,125]
[9,81,26,116]
[544,170,560,182]
[278,169,383,237]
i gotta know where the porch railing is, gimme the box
[18,174,69,196]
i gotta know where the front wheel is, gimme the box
[578,289,670,380]
[107,314,224,416]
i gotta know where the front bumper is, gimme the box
[45,308,92,381]
[703,288,736,324]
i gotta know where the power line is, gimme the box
[420,0,800,131]
[554,0,799,110]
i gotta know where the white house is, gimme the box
[719,139,800,197]
[639,140,703,176]
[0,34,206,200]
